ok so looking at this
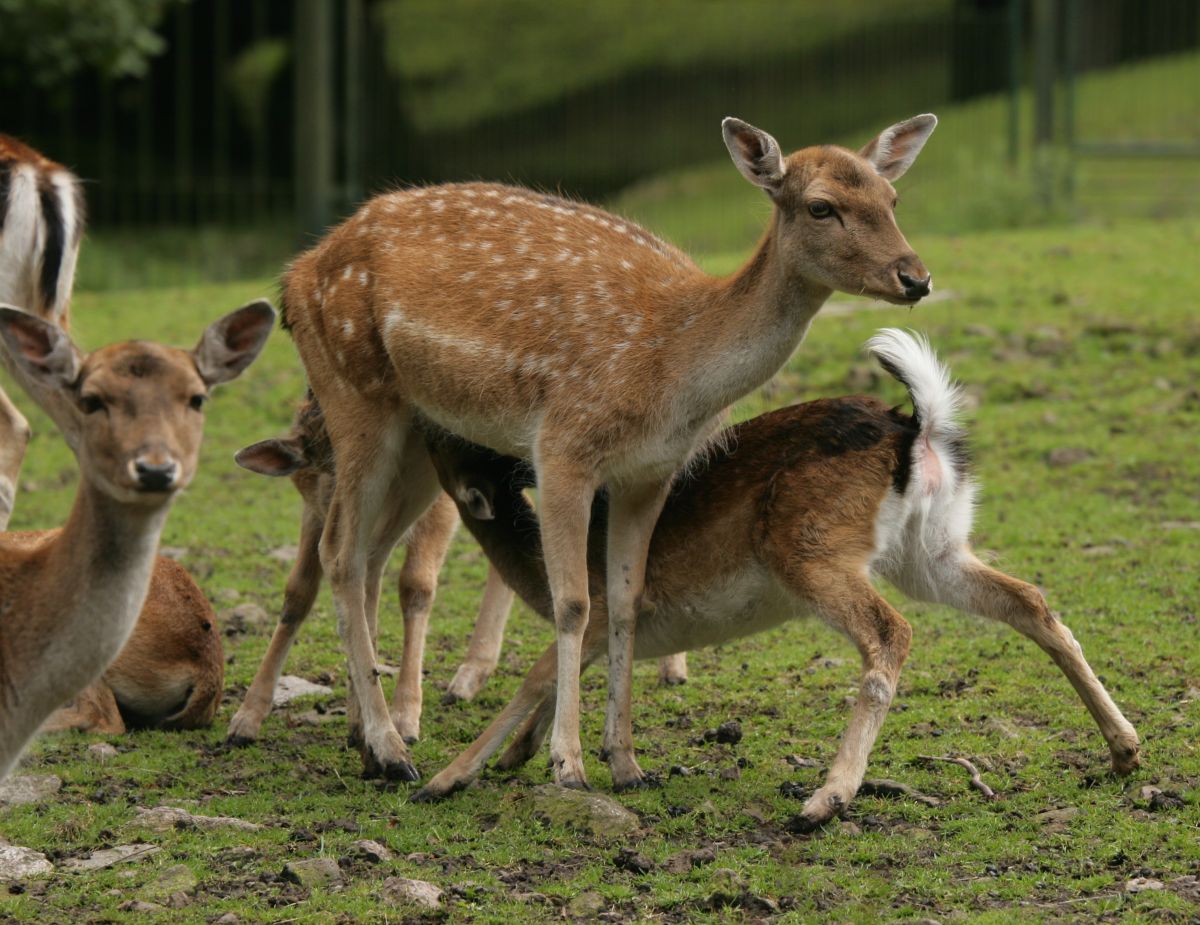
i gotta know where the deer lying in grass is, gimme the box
[413,330,1141,830]
[39,553,224,734]
[0,134,84,529]
[281,113,937,786]
[228,396,689,747]
[0,300,274,779]
[227,394,516,747]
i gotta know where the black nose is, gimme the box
[898,271,932,299]
[135,460,177,492]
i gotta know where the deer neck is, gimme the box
[681,215,833,415]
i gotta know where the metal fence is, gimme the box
[1,0,1197,238]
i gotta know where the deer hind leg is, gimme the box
[657,652,688,686]
[602,478,672,790]
[0,385,31,531]
[321,415,438,782]
[227,505,325,746]
[787,569,912,833]
[42,680,126,735]
[389,494,458,743]
[443,565,517,704]
[534,454,598,789]
[897,551,1140,775]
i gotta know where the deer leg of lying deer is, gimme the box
[788,571,913,833]
[898,552,1141,775]
[41,679,126,735]
[227,505,325,745]
[602,478,672,790]
[444,566,517,704]
[0,387,30,531]
[389,496,458,743]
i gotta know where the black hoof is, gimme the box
[660,676,688,687]
[614,771,662,793]
[783,812,828,835]
[402,735,419,746]
[440,691,463,707]
[558,778,592,792]
[409,787,440,803]
[224,734,255,749]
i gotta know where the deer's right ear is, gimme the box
[0,305,82,390]
[235,438,309,477]
[722,117,786,193]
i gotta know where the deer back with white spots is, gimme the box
[279,115,938,789]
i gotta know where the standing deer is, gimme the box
[282,114,937,787]
[413,330,1142,830]
[0,135,84,529]
[228,395,688,748]
[40,552,224,735]
[0,300,274,779]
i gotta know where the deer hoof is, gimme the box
[1110,741,1141,776]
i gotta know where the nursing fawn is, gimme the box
[414,330,1141,830]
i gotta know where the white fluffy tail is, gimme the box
[865,328,963,440]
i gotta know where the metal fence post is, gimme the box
[295,0,335,240]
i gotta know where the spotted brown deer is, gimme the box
[413,330,1141,830]
[227,396,688,748]
[281,114,937,787]
[0,300,274,779]
[0,135,84,529]
[40,553,224,734]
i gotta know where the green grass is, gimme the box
[1,215,1197,922]
[614,51,1200,250]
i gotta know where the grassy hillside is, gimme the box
[1,216,1197,923]
[613,51,1200,251]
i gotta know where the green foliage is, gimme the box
[1,218,1197,923]
[374,0,949,131]
[226,38,290,140]
[0,0,186,88]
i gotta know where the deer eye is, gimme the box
[80,395,106,415]
[189,394,208,411]
[808,200,833,219]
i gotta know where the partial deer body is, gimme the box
[228,396,685,748]
[282,115,936,786]
[414,330,1140,829]
[40,551,223,734]
[0,300,274,779]
[0,135,84,529]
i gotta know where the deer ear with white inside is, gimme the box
[193,299,276,387]
[0,305,82,391]
[722,117,786,193]
[859,114,938,181]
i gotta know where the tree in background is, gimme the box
[0,0,186,88]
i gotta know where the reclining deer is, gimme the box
[0,134,84,530]
[228,396,688,748]
[413,330,1142,829]
[281,113,937,787]
[0,299,274,779]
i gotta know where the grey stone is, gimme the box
[282,857,343,889]
[0,774,62,807]
[87,742,119,762]
[140,864,198,901]
[566,890,605,918]
[213,915,241,925]
[0,845,53,879]
[530,784,639,838]
[63,844,161,871]
[268,545,299,563]
[119,900,163,912]
[273,675,333,706]
[131,805,262,832]
[351,839,392,863]
[1125,877,1165,893]
[226,602,271,633]
[381,876,442,909]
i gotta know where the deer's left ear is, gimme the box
[722,117,786,194]
[859,114,937,181]
[193,299,276,387]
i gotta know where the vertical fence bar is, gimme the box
[174,2,194,225]
[1032,0,1058,206]
[1007,0,1022,165]
[1062,0,1079,201]
[294,0,335,239]
[344,0,364,212]
[214,0,231,223]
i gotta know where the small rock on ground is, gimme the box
[63,844,160,871]
[382,876,442,909]
[530,784,639,839]
[1125,877,1165,893]
[0,845,54,879]
[613,847,654,874]
[565,890,605,918]
[351,839,392,863]
[140,864,199,901]
[131,805,262,833]
[283,858,343,889]
[273,675,334,706]
[87,742,119,762]
[0,774,62,807]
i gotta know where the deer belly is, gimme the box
[634,567,797,659]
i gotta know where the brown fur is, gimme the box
[280,116,936,786]
[415,386,1139,827]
